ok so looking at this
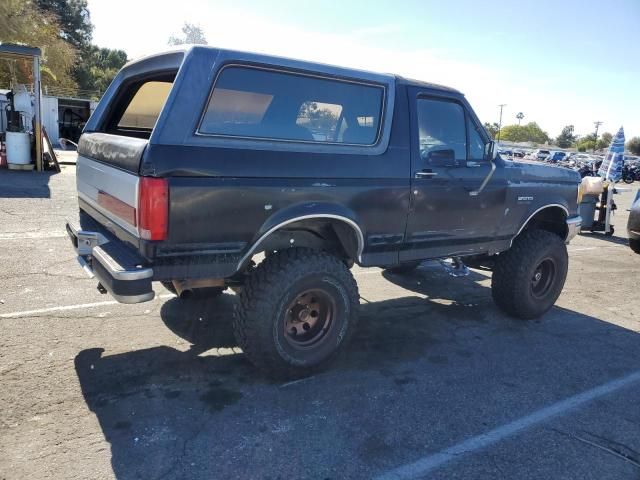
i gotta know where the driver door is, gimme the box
[401,91,506,261]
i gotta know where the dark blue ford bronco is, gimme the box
[66,46,582,377]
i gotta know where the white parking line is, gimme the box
[0,300,120,318]
[0,273,383,319]
[569,245,626,252]
[0,231,67,240]
[375,369,640,480]
[0,274,384,319]
[0,294,174,319]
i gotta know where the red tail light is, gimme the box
[138,177,168,241]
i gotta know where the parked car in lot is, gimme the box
[530,149,551,161]
[546,151,568,163]
[65,46,582,378]
[628,191,640,254]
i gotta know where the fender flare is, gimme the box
[510,203,569,245]
[236,202,365,270]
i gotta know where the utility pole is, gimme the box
[497,104,506,142]
[593,121,603,153]
[516,112,524,125]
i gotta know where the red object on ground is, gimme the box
[0,142,7,168]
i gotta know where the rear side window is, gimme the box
[118,81,173,129]
[199,66,384,145]
[296,101,342,142]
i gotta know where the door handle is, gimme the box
[415,170,438,178]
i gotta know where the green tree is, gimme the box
[596,132,613,151]
[168,23,208,45]
[576,133,596,152]
[35,0,93,49]
[498,122,549,144]
[627,137,640,155]
[74,45,127,95]
[483,122,499,139]
[0,0,77,89]
[555,125,576,148]
[35,0,125,95]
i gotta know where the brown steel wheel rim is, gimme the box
[284,288,335,349]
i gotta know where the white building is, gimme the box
[1,88,98,146]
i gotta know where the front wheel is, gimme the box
[491,230,568,319]
[623,175,634,184]
[630,238,640,254]
[234,248,359,379]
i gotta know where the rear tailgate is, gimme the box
[76,133,146,246]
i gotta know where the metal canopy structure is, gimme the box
[0,43,43,171]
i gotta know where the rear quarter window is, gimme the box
[100,70,177,139]
[199,66,384,145]
[118,81,173,129]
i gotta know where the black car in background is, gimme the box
[628,191,640,253]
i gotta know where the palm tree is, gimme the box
[516,112,524,125]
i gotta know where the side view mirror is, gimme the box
[427,148,456,167]
[488,141,497,160]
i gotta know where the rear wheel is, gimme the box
[491,230,568,319]
[234,248,359,379]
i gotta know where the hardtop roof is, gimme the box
[124,45,462,95]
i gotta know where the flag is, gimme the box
[598,127,625,182]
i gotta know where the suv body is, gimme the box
[66,46,581,376]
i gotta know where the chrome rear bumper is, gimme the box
[566,215,582,244]
[66,220,154,304]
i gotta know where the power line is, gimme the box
[497,104,506,142]
[593,121,603,153]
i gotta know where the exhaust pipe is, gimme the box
[178,288,193,300]
[172,279,224,299]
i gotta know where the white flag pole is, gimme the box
[605,181,614,234]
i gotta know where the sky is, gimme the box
[87,0,640,140]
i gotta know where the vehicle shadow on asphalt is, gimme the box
[73,265,640,479]
[578,232,631,246]
[0,170,53,198]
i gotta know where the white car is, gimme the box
[526,149,550,161]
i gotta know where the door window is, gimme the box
[417,98,466,165]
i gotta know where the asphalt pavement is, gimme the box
[1,166,639,480]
